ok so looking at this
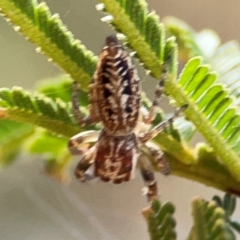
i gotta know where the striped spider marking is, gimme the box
[68,35,187,201]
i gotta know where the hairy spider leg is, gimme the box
[138,154,158,201]
[138,104,187,179]
[67,130,99,181]
[145,62,168,124]
[139,104,188,143]
[142,141,171,176]
[74,145,97,182]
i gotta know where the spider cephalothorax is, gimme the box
[68,35,187,201]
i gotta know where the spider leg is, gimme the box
[68,130,99,155]
[68,130,99,181]
[139,104,188,143]
[72,81,95,126]
[74,145,97,182]
[145,62,168,124]
[138,154,158,202]
[142,141,171,175]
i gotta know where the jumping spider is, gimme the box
[68,35,187,201]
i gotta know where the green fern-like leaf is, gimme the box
[164,16,240,109]
[187,196,235,240]
[212,193,240,238]
[143,200,176,240]
[170,57,240,180]
[0,0,97,90]
[0,87,80,137]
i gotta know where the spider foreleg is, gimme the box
[138,154,158,202]
[139,104,188,143]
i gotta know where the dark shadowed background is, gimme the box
[0,1,240,239]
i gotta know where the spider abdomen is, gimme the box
[92,36,141,135]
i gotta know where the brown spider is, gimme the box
[68,35,187,201]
